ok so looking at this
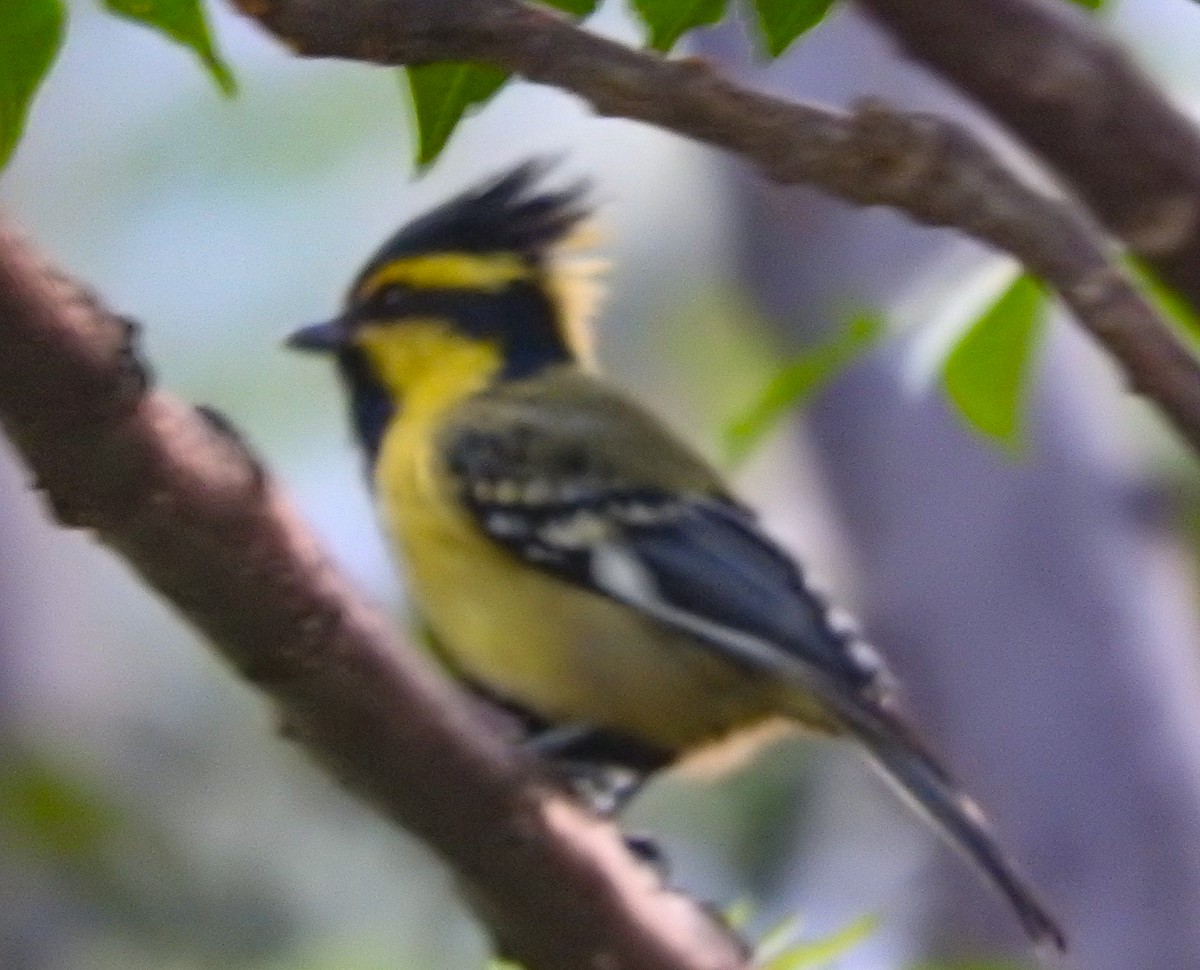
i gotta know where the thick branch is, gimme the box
[858,0,1200,311]
[231,0,1200,457]
[0,222,746,970]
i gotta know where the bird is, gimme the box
[287,160,1065,953]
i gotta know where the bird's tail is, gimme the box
[787,680,1066,954]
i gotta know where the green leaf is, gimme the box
[541,0,600,14]
[942,274,1046,452]
[758,914,879,970]
[399,2,589,169]
[402,62,509,169]
[0,0,65,172]
[102,0,236,96]
[1068,0,1105,9]
[632,0,729,52]
[751,0,837,57]
[0,753,119,859]
[724,311,883,465]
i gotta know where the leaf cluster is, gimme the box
[0,0,231,170]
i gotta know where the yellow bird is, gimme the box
[288,162,1064,951]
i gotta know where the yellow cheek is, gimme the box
[354,319,450,390]
[353,320,503,412]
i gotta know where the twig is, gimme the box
[0,221,747,970]
[229,0,1200,456]
[859,0,1200,312]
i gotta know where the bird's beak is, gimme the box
[286,318,348,353]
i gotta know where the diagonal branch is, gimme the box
[230,0,1200,457]
[0,221,747,970]
[858,0,1200,313]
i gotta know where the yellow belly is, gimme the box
[374,417,785,752]
[409,512,784,749]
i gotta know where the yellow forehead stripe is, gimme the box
[356,252,534,299]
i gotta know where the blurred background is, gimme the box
[6,1,1200,968]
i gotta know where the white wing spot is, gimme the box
[590,542,658,602]
[540,511,609,549]
[486,511,528,538]
[826,607,861,640]
[590,543,792,676]
[847,638,885,677]
[617,501,675,525]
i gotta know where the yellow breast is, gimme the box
[373,407,785,751]
[355,319,810,752]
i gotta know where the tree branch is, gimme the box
[0,221,747,970]
[230,0,1200,457]
[858,0,1200,312]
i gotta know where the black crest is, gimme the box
[351,160,590,291]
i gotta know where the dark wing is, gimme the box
[601,495,884,693]
[440,374,885,695]
[440,375,1067,951]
